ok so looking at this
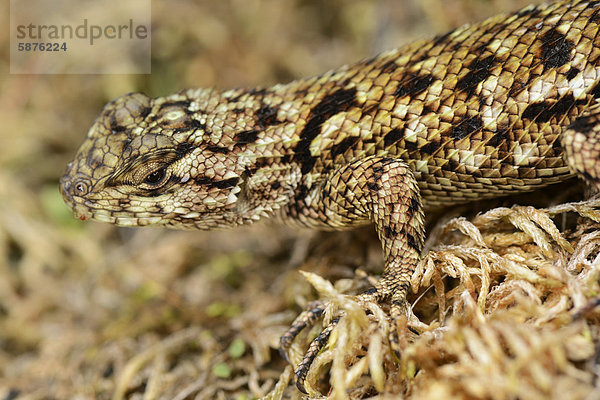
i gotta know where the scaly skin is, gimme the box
[61,0,600,393]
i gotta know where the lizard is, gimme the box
[60,0,600,393]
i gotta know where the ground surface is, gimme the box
[1,1,600,399]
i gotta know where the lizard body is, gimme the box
[60,0,600,392]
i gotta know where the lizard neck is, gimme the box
[167,87,306,228]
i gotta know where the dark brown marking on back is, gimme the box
[403,137,419,152]
[158,100,191,111]
[539,28,574,69]
[589,82,600,98]
[257,104,280,128]
[383,128,404,147]
[294,88,358,174]
[380,60,399,73]
[331,136,360,157]
[419,140,440,155]
[451,115,483,139]
[522,95,586,123]
[394,74,435,98]
[456,55,497,97]
[487,127,508,147]
[567,67,581,80]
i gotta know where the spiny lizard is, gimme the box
[60,0,600,393]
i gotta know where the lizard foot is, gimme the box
[280,285,408,394]
[279,300,326,363]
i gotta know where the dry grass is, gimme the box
[286,197,600,399]
[2,0,599,399]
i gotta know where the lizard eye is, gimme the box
[144,168,166,184]
[140,166,170,188]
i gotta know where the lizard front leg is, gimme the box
[562,101,600,197]
[280,156,425,392]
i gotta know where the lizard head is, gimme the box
[60,90,276,230]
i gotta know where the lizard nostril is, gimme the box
[61,179,71,191]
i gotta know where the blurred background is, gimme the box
[0,0,533,398]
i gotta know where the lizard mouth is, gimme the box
[60,189,109,223]
[68,202,168,226]
[60,189,186,228]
